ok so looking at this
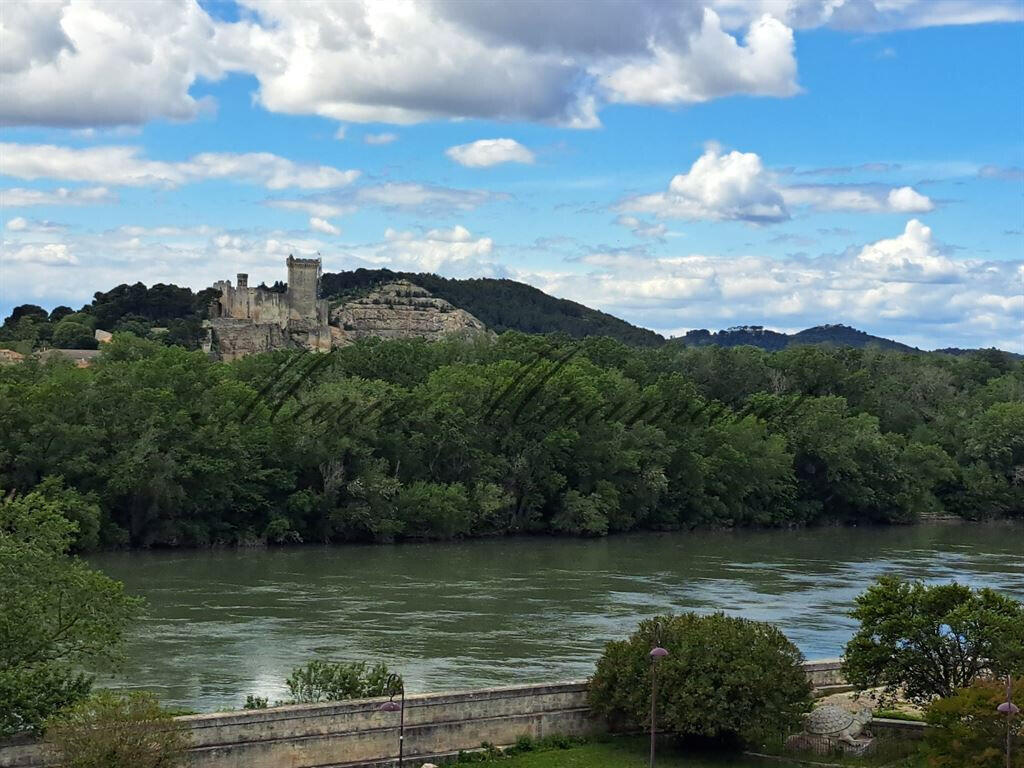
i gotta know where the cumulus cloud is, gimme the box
[854,219,956,279]
[622,146,789,223]
[1,186,115,206]
[309,217,341,235]
[363,133,398,145]
[446,139,536,168]
[597,10,798,105]
[0,0,221,126]
[0,143,360,189]
[887,186,935,213]
[4,1,1019,129]
[623,146,936,222]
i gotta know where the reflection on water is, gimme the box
[89,523,1024,712]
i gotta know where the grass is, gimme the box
[443,735,927,768]
[446,736,795,767]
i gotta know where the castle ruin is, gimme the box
[203,256,489,361]
[204,256,334,361]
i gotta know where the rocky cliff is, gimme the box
[330,280,488,344]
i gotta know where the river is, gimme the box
[89,522,1024,713]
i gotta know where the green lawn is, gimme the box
[451,738,793,767]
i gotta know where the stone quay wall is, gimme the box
[2,660,862,768]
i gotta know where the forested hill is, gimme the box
[320,269,664,346]
[2,272,1019,358]
[674,325,918,353]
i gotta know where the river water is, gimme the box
[89,523,1024,713]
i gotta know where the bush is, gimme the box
[843,577,1024,704]
[285,660,399,703]
[924,677,1023,768]
[45,690,189,768]
[588,612,812,746]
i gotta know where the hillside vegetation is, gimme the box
[1,332,1019,550]
[2,274,1017,357]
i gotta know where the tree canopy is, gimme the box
[0,333,1020,550]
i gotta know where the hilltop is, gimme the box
[1,270,1019,358]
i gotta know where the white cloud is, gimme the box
[887,186,935,213]
[0,0,221,126]
[622,145,789,223]
[854,219,956,279]
[5,216,65,233]
[446,139,536,168]
[597,11,798,105]
[267,199,356,218]
[1,186,115,206]
[710,0,1024,32]
[4,242,77,265]
[309,217,341,235]
[364,132,398,145]
[355,183,495,211]
[334,126,347,140]
[615,215,669,240]
[3,1,1018,129]
[624,146,936,222]
[519,219,1023,351]
[0,143,360,189]
[782,183,935,213]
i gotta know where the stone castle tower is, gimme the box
[204,256,332,360]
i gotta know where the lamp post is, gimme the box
[378,673,405,768]
[649,646,669,768]
[997,675,1019,768]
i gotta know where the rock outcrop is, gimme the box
[330,280,488,345]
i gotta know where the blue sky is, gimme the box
[1,0,1022,350]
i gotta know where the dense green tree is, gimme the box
[589,613,812,746]
[842,577,1024,704]
[0,489,143,736]
[52,321,98,350]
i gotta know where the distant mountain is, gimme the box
[671,324,917,352]
[320,269,665,347]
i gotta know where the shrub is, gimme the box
[243,695,268,710]
[45,690,189,768]
[843,577,1024,704]
[924,677,1023,768]
[588,612,812,746]
[285,660,399,703]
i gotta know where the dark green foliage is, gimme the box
[588,613,813,745]
[0,489,143,736]
[45,690,189,768]
[0,332,1020,549]
[842,577,1024,704]
[285,660,399,703]
[924,677,1023,768]
[0,283,215,352]
[52,320,97,349]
